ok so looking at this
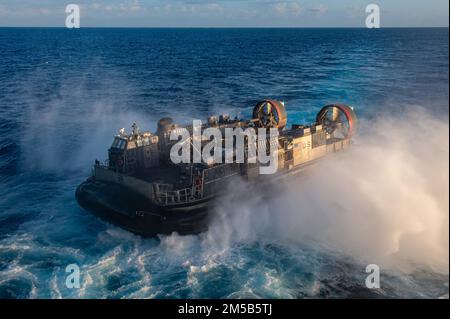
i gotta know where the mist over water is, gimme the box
[206,107,449,275]
[0,28,448,298]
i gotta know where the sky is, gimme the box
[0,0,448,27]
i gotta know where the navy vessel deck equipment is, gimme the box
[76,101,357,236]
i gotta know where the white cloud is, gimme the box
[207,3,224,13]
[0,5,59,17]
[0,0,447,27]
[130,0,142,12]
[88,1,143,13]
[151,2,224,16]
[0,5,9,16]
[308,4,328,15]
[180,4,197,14]
[273,1,302,16]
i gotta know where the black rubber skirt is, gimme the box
[75,179,210,237]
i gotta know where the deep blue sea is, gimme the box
[0,28,448,298]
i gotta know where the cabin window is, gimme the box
[118,140,127,149]
[111,138,120,148]
[112,138,127,149]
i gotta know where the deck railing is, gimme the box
[153,183,203,205]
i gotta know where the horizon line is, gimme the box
[0,26,448,29]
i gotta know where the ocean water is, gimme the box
[0,28,448,298]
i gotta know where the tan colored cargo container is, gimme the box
[293,134,312,166]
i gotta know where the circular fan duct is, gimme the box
[252,100,287,129]
[316,104,357,138]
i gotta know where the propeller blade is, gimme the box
[332,107,339,122]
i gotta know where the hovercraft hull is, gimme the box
[75,179,210,237]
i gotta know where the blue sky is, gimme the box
[0,0,448,27]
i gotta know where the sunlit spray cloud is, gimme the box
[19,70,154,174]
[203,106,449,274]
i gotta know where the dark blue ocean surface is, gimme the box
[0,28,448,298]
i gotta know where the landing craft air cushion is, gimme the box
[76,101,357,236]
